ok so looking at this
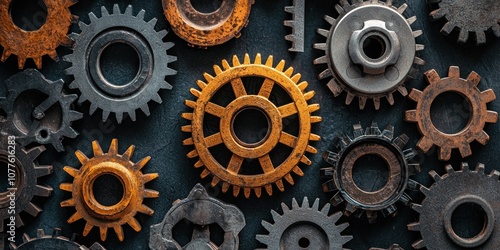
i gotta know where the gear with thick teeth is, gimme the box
[320,122,420,223]
[64,4,177,124]
[182,53,321,198]
[60,139,159,242]
[314,0,424,110]
[256,197,352,249]
[405,66,498,161]
[9,228,105,250]
[408,162,500,249]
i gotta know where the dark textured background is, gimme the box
[1,0,500,249]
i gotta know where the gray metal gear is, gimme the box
[0,69,82,152]
[370,244,404,250]
[9,228,105,250]
[314,0,424,110]
[149,183,246,250]
[284,0,305,52]
[64,4,177,124]
[408,162,500,249]
[427,0,500,45]
[256,197,352,250]
[320,122,420,223]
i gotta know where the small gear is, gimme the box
[314,0,424,110]
[60,139,159,241]
[182,53,321,198]
[408,162,500,249]
[64,4,177,124]
[9,228,105,250]
[0,69,82,152]
[284,0,305,52]
[163,0,253,47]
[427,0,500,45]
[0,0,77,68]
[320,122,420,223]
[405,66,498,161]
[370,244,404,250]
[256,197,352,249]
[149,183,246,249]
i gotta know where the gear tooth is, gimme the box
[485,111,498,124]
[88,12,99,23]
[136,9,145,20]
[254,187,262,198]
[490,170,500,179]
[113,4,121,14]
[233,185,241,197]
[128,110,137,122]
[317,28,329,38]
[318,68,332,80]
[407,16,417,25]
[211,176,221,187]
[291,73,301,83]
[148,18,158,27]
[17,57,26,69]
[261,220,273,232]
[358,96,367,109]
[264,55,273,67]
[344,203,358,216]
[458,143,472,158]
[1,49,12,61]
[265,184,273,195]
[481,89,496,104]
[413,30,423,38]
[89,103,98,115]
[284,173,294,185]
[461,162,470,171]
[302,197,310,208]
[141,104,151,116]
[366,210,378,223]
[410,203,422,213]
[254,53,262,64]
[386,93,395,105]
[187,149,199,158]
[291,198,300,210]
[429,170,441,181]
[275,60,285,72]
[475,163,485,173]
[78,20,89,30]
[475,31,486,45]
[458,29,470,44]
[313,43,327,51]
[313,55,328,65]
[416,137,434,153]
[324,15,335,25]
[152,93,162,103]
[22,233,31,243]
[231,55,241,66]
[124,5,133,15]
[311,198,320,211]
[243,53,250,64]
[99,227,108,241]
[466,71,481,86]
[256,234,270,245]
[396,3,408,14]
[67,211,83,223]
[438,147,452,161]
[200,169,210,179]
[243,187,251,198]
[270,209,281,222]
[281,201,290,213]
[221,59,231,70]
[334,4,344,14]
[412,239,426,249]
[33,57,43,69]
[36,229,45,238]
[441,22,456,36]
[407,222,421,232]
[445,164,455,173]
[100,6,110,16]
[275,179,285,192]
[115,112,124,124]
[345,92,355,105]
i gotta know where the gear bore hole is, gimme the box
[92,174,124,206]
[430,92,471,134]
[99,43,140,86]
[231,108,271,147]
[362,34,387,60]
[38,129,49,140]
[9,0,47,31]
[451,203,487,240]
[298,237,310,248]
[352,154,389,192]
[190,0,223,13]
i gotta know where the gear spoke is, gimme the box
[191,226,210,241]
[204,133,223,148]
[259,154,275,173]
[278,102,298,118]
[258,78,275,98]
[231,78,247,97]
[279,132,298,148]
[227,154,244,174]
[205,102,225,117]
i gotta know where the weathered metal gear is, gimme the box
[0,69,82,152]
[64,4,177,124]
[182,53,321,198]
[405,66,498,161]
[162,0,253,47]
[9,228,105,250]
[370,244,404,250]
[60,139,159,242]
[427,0,500,45]
[320,122,420,223]
[314,0,424,110]
[149,183,246,250]
[256,197,352,249]
[284,0,305,52]
[0,0,77,69]
[408,162,500,249]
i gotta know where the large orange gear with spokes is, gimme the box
[182,53,321,198]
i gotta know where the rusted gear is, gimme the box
[320,122,420,223]
[405,66,498,161]
[64,4,177,124]
[0,0,77,68]
[256,197,352,249]
[162,0,253,47]
[314,0,424,110]
[427,0,500,45]
[60,139,159,242]
[0,69,82,152]
[9,228,105,250]
[182,53,321,198]
[370,244,404,250]
[149,183,246,250]
[408,162,500,249]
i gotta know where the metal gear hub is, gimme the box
[60,139,159,242]
[405,66,498,161]
[182,53,321,198]
[9,228,105,250]
[314,0,424,110]
[64,4,177,124]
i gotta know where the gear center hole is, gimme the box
[9,0,47,31]
[38,129,49,139]
[352,154,389,192]
[190,0,223,13]
[92,174,124,206]
[362,34,387,60]
[231,108,271,148]
[451,202,487,240]
[99,42,140,86]
[430,92,471,134]
[298,237,310,248]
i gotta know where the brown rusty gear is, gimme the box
[182,53,321,198]
[0,0,77,69]
[59,139,159,242]
[405,66,498,161]
[162,0,253,47]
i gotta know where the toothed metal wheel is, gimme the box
[314,0,424,110]
[408,163,500,249]
[370,244,404,250]
[256,197,352,249]
[9,228,105,250]
[320,122,420,223]
[284,0,305,52]
[64,4,177,124]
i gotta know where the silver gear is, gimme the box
[256,197,352,249]
[284,0,305,52]
[9,228,105,250]
[314,0,424,110]
[408,162,500,249]
[64,4,177,124]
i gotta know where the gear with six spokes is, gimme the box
[9,228,105,250]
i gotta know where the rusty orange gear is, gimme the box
[162,0,253,47]
[59,139,159,242]
[0,0,77,69]
[182,53,321,198]
[405,66,498,161]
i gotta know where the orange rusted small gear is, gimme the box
[405,66,498,161]
[59,139,159,241]
[182,53,321,198]
[162,0,253,47]
[0,0,77,69]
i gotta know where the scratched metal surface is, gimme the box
[1,0,500,249]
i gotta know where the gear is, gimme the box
[162,0,253,47]
[9,228,105,250]
[284,0,305,52]
[408,162,500,249]
[320,122,420,223]
[0,0,77,69]
[182,53,321,198]
[0,69,82,152]
[149,183,246,249]
[405,66,498,161]
[64,4,177,124]
[60,139,159,242]
[427,0,500,45]
[370,244,404,250]
[314,0,424,110]
[256,197,352,249]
